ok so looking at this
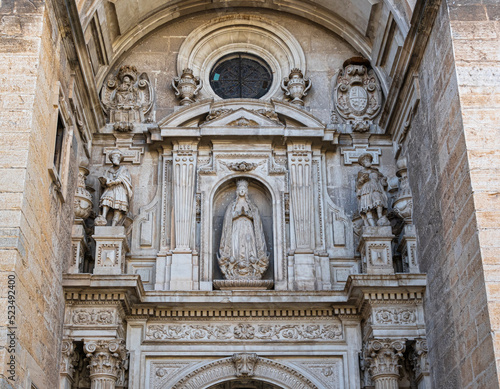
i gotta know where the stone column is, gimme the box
[365,339,406,389]
[287,141,316,290]
[59,339,79,389]
[84,339,127,389]
[170,140,198,290]
[410,338,430,389]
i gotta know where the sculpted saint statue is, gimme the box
[95,150,133,226]
[356,153,390,227]
[218,180,269,280]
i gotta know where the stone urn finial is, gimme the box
[281,68,311,106]
[392,157,413,224]
[172,68,203,105]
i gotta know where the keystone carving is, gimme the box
[333,59,382,132]
[281,68,311,106]
[100,65,154,131]
[172,68,203,105]
[232,353,258,377]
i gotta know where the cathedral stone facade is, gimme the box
[0,0,499,388]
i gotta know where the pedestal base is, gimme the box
[93,226,128,275]
[358,226,395,275]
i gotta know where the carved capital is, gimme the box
[60,339,79,380]
[84,339,128,382]
[232,353,258,377]
[410,338,429,380]
[364,338,406,379]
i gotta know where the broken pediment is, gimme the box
[149,98,332,142]
[201,107,284,128]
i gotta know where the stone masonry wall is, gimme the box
[405,0,499,387]
[447,0,500,385]
[0,1,77,388]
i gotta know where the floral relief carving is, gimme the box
[364,339,406,380]
[374,308,417,325]
[219,160,265,172]
[145,322,342,341]
[72,308,115,325]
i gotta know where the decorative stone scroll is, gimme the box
[410,338,429,382]
[100,65,154,131]
[333,58,382,132]
[60,339,79,384]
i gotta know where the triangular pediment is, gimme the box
[200,107,284,128]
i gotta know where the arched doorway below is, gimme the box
[208,380,283,389]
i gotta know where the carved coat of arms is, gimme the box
[333,60,382,132]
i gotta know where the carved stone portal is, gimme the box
[215,179,271,289]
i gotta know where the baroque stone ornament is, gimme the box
[333,59,382,132]
[356,153,390,226]
[95,149,133,226]
[232,353,258,377]
[100,65,154,131]
[217,179,269,281]
[145,322,342,341]
[172,68,203,105]
[84,339,128,388]
[281,68,311,106]
[364,338,406,389]
[74,166,93,220]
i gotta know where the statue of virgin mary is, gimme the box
[218,179,269,280]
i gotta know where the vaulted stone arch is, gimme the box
[168,356,319,389]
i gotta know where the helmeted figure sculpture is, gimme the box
[95,149,133,226]
[356,153,390,227]
[218,179,269,280]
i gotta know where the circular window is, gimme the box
[209,53,273,99]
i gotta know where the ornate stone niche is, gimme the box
[212,178,274,289]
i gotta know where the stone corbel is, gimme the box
[364,338,406,389]
[83,339,128,388]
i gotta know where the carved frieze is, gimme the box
[219,160,265,172]
[100,65,154,131]
[373,308,417,325]
[71,308,115,325]
[145,322,342,342]
[333,60,382,132]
